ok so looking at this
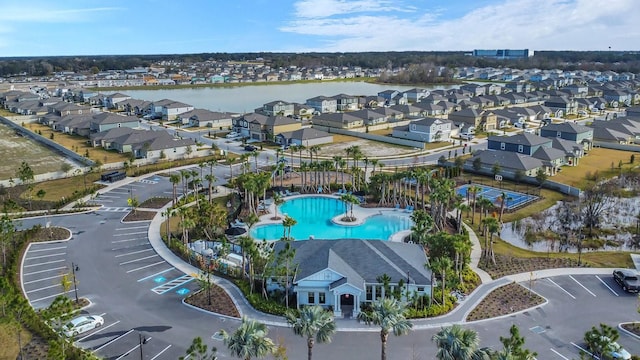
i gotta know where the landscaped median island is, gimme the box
[466,282,546,322]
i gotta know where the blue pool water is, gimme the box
[250,196,412,241]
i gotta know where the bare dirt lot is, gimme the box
[0,122,68,180]
[316,134,422,158]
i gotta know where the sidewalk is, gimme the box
[146,197,616,331]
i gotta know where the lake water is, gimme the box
[111,81,457,114]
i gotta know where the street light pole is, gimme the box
[139,333,147,359]
[71,262,79,303]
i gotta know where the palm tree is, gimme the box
[430,257,452,305]
[497,192,513,222]
[357,298,412,360]
[340,193,360,221]
[204,174,216,203]
[285,305,336,360]
[272,192,284,220]
[282,215,297,240]
[169,173,180,206]
[410,209,433,246]
[220,317,275,360]
[432,324,491,360]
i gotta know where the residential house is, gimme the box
[276,128,334,147]
[178,109,233,129]
[544,96,577,117]
[306,96,338,114]
[263,100,295,117]
[103,93,131,109]
[293,103,315,120]
[332,94,359,111]
[48,102,89,116]
[53,114,92,136]
[89,112,140,133]
[389,104,423,117]
[466,150,544,177]
[589,118,640,144]
[377,90,402,106]
[459,83,486,97]
[403,88,430,103]
[161,100,194,121]
[539,122,593,151]
[249,115,300,141]
[90,127,195,160]
[392,117,453,143]
[232,113,268,137]
[312,112,364,129]
[271,239,431,317]
[487,133,552,156]
[413,102,444,116]
[448,108,498,132]
[349,109,388,126]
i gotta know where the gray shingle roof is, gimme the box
[541,122,591,134]
[468,150,543,171]
[488,133,552,147]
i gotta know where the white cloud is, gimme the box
[292,0,414,18]
[0,6,122,22]
[281,0,640,51]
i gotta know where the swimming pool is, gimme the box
[250,196,412,241]
[456,184,537,210]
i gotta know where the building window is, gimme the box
[375,285,383,300]
[319,292,326,304]
[500,142,505,150]
[308,292,315,304]
[518,145,523,153]
[366,286,373,301]
[417,287,425,292]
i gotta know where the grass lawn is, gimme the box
[0,322,31,360]
[28,123,129,164]
[424,141,451,150]
[369,129,392,136]
[330,134,361,143]
[26,172,104,202]
[552,148,638,187]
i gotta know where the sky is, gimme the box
[0,0,638,57]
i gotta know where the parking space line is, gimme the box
[23,273,66,285]
[115,248,154,258]
[26,252,66,260]
[127,261,166,273]
[119,254,159,265]
[115,226,148,231]
[26,283,63,294]
[547,278,576,299]
[97,195,120,198]
[569,275,597,297]
[549,348,570,359]
[112,243,151,251]
[137,267,174,282]
[150,345,172,360]
[111,237,147,244]
[93,329,134,352]
[115,337,152,360]
[23,266,67,276]
[24,259,66,268]
[30,290,75,303]
[96,199,113,203]
[28,246,67,252]
[596,275,619,296]
[571,342,594,358]
[113,231,147,237]
[77,320,120,342]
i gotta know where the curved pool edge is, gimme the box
[250,194,413,241]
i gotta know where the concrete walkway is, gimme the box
[144,190,617,331]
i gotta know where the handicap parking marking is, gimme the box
[176,288,190,295]
[137,267,174,282]
[547,278,576,299]
[151,274,195,294]
[568,275,596,297]
[595,275,619,296]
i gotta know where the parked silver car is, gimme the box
[63,315,104,337]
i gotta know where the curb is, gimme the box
[618,322,640,340]
[463,282,549,325]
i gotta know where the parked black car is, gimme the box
[613,269,640,293]
[244,145,257,151]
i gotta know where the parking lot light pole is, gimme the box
[71,262,79,303]
[139,333,147,359]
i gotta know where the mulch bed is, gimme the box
[30,226,71,242]
[479,254,579,279]
[139,197,172,209]
[466,282,545,322]
[621,323,640,337]
[184,284,240,318]
[122,210,157,222]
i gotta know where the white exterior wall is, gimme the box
[163,106,195,120]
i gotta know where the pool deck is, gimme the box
[254,193,413,242]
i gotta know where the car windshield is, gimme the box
[627,276,638,280]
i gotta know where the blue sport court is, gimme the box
[456,184,537,210]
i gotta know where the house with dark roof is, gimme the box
[306,96,337,114]
[262,100,295,117]
[271,239,431,317]
[448,108,497,132]
[467,150,544,177]
[177,109,233,129]
[589,118,640,144]
[312,112,364,129]
[89,112,140,133]
[544,96,577,117]
[392,117,452,143]
[487,133,552,156]
[89,127,195,160]
[103,93,131,109]
[331,94,359,111]
[276,127,333,147]
[539,122,593,150]
[248,115,300,141]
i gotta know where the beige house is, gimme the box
[448,108,497,132]
[249,115,301,141]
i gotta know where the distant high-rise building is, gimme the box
[472,49,533,59]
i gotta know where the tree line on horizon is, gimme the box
[1,50,640,78]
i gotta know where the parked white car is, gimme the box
[225,132,241,139]
[63,315,104,337]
